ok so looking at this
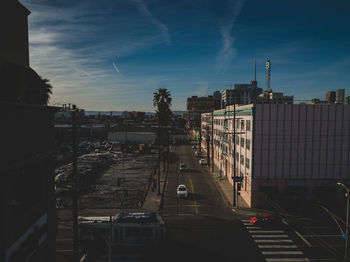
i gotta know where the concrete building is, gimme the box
[326,91,336,104]
[336,89,345,104]
[186,96,220,138]
[213,90,221,101]
[345,96,350,105]
[201,104,350,208]
[0,1,57,261]
[221,83,263,108]
[255,90,294,104]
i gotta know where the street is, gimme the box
[154,135,343,262]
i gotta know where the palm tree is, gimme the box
[153,88,173,194]
[39,77,53,106]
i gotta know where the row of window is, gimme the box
[213,119,251,131]
[235,153,250,169]
[235,137,251,150]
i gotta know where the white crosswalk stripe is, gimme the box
[241,219,309,262]
[255,239,293,243]
[252,234,289,238]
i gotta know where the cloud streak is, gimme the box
[112,61,122,76]
[131,0,171,45]
[216,0,246,72]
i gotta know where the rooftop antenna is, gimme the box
[254,60,256,82]
[266,59,271,92]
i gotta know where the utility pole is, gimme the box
[233,103,236,208]
[157,118,161,195]
[211,108,214,173]
[72,105,78,262]
[337,182,350,262]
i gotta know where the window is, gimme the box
[246,158,250,169]
[236,119,240,129]
[246,120,251,131]
[241,120,244,130]
[241,137,245,148]
[240,155,244,165]
[236,152,239,162]
[236,136,239,145]
[246,139,250,150]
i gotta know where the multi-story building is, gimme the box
[186,95,220,138]
[255,90,294,104]
[326,91,336,104]
[201,104,350,208]
[213,90,221,101]
[336,89,345,104]
[221,83,263,107]
[0,1,57,261]
[345,96,350,105]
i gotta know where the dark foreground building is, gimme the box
[0,0,57,261]
[0,104,57,262]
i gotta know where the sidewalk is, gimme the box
[205,164,275,217]
[142,164,167,212]
[142,146,174,212]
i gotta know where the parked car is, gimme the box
[179,163,187,171]
[250,213,277,226]
[177,185,188,198]
[199,159,207,165]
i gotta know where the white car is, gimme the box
[177,185,188,198]
[199,159,207,165]
[179,163,187,171]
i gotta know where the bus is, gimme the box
[78,212,166,253]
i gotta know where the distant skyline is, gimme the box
[22,0,350,111]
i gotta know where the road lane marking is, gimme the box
[241,219,251,222]
[255,239,293,243]
[246,226,262,229]
[56,238,72,242]
[281,218,312,247]
[294,230,312,247]
[189,178,199,215]
[249,230,285,234]
[266,258,309,262]
[252,235,289,238]
[262,250,304,255]
[302,234,339,237]
[258,245,298,249]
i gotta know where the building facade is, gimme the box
[326,91,336,104]
[221,83,263,108]
[186,95,220,138]
[0,1,57,261]
[201,104,350,207]
[336,89,345,104]
[255,90,294,104]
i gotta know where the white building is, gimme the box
[201,104,350,207]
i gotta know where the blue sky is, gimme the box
[22,0,350,111]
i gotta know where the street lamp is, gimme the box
[337,182,350,262]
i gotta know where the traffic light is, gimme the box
[237,182,241,191]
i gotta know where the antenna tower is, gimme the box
[266,60,271,92]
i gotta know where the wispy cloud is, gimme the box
[131,0,171,45]
[112,61,122,76]
[216,0,246,72]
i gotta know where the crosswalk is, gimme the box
[241,219,310,262]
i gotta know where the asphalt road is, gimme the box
[155,136,343,262]
[153,137,265,262]
[56,134,347,262]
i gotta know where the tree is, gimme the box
[153,88,173,194]
[38,77,53,106]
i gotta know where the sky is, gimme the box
[21,0,350,111]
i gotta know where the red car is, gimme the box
[250,213,277,226]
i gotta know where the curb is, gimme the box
[158,163,169,212]
[206,166,233,209]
